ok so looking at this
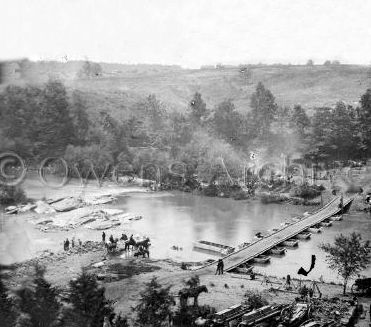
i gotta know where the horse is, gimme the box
[105,242,117,253]
[178,285,208,308]
[135,237,151,249]
[124,237,151,251]
[124,237,136,251]
[134,246,150,258]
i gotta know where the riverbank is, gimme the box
[3,244,369,325]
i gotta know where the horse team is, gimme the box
[102,231,150,258]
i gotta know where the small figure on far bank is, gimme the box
[109,234,114,244]
[64,238,70,251]
[285,274,291,289]
[102,232,106,243]
[78,239,82,247]
[215,259,224,275]
[71,237,75,248]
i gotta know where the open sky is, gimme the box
[2,0,371,68]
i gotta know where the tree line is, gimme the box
[1,79,371,187]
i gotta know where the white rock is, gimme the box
[34,201,56,214]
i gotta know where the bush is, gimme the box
[0,185,27,205]
[290,184,321,201]
[260,192,289,204]
[243,290,268,309]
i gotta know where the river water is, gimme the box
[1,191,370,283]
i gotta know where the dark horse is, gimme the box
[124,237,151,251]
[105,238,119,253]
[105,241,117,253]
[178,285,208,308]
[134,246,150,258]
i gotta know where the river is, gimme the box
[1,191,370,283]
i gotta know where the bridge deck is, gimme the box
[196,196,352,273]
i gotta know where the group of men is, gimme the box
[63,237,82,251]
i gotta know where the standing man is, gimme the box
[215,259,224,275]
[102,231,106,243]
[220,259,224,274]
[109,234,114,244]
[215,259,221,275]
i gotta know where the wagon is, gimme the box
[351,278,371,296]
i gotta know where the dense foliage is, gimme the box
[0,267,129,327]
[1,78,371,192]
[132,277,175,327]
[0,185,27,205]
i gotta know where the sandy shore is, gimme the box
[21,176,151,202]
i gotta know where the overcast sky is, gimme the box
[2,0,371,68]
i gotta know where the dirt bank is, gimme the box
[5,243,366,324]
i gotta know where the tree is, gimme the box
[306,106,334,162]
[306,59,314,66]
[78,61,102,78]
[188,92,208,124]
[250,82,277,139]
[0,273,17,327]
[65,271,115,327]
[35,80,75,158]
[359,89,371,157]
[320,233,370,294]
[16,264,61,327]
[324,60,331,66]
[70,91,90,146]
[64,144,113,186]
[329,102,357,160]
[213,99,242,145]
[133,277,175,327]
[290,105,310,136]
[0,80,75,160]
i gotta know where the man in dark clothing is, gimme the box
[102,232,106,243]
[109,234,114,244]
[285,274,291,289]
[65,238,70,250]
[215,260,221,275]
[219,259,224,274]
[215,259,224,275]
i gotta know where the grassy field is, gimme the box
[4,61,371,118]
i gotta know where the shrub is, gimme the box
[290,184,321,201]
[0,185,27,205]
[260,192,289,204]
[243,290,268,309]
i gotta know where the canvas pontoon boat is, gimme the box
[193,240,235,255]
